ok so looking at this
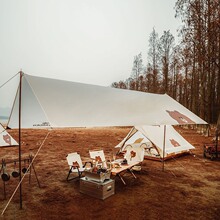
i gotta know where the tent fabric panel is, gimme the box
[8,76,51,128]
[124,130,150,145]
[165,146,192,154]
[115,127,138,149]
[135,125,194,155]
[8,74,207,128]
[120,130,152,152]
[25,74,159,127]
[0,124,18,146]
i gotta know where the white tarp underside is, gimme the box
[116,125,194,156]
[0,124,18,146]
[8,74,207,128]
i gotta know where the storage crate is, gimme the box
[80,177,115,200]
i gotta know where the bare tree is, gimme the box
[148,28,160,93]
[131,53,143,90]
[159,30,175,93]
[175,0,220,123]
[111,0,220,123]
[170,45,182,100]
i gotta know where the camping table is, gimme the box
[111,161,139,185]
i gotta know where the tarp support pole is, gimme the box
[162,125,166,171]
[19,71,23,209]
[216,113,220,158]
[216,130,219,159]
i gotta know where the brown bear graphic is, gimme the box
[130,151,136,158]
[166,110,195,124]
[170,139,180,147]
[95,156,102,162]
[72,161,79,168]
[3,134,11,145]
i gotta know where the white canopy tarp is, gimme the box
[116,125,195,158]
[0,124,18,147]
[8,74,207,128]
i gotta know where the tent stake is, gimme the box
[162,125,166,171]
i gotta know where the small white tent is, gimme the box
[0,123,18,147]
[116,125,195,160]
[8,73,207,128]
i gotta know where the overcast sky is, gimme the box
[0,0,181,109]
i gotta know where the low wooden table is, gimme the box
[111,161,140,185]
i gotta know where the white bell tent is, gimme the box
[8,73,207,129]
[116,125,195,160]
[0,123,18,147]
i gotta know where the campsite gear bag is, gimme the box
[80,177,115,200]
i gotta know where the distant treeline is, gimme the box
[111,0,220,124]
[0,116,8,119]
[0,115,9,124]
[0,107,11,118]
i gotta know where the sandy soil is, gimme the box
[0,126,219,220]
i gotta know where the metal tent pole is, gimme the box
[162,125,166,171]
[19,71,23,209]
[216,113,220,158]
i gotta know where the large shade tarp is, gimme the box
[8,74,207,128]
[0,124,18,146]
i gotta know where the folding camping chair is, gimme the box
[66,152,91,181]
[89,150,107,168]
[123,144,145,171]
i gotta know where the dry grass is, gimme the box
[0,126,219,220]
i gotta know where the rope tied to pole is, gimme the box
[0,72,19,89]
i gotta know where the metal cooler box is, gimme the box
[80,177,115,200]
[84,170,111,183]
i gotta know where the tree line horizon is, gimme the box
[111,0,220,124]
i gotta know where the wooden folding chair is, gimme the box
[66,152,91,181]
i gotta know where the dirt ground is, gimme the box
[0,126,219,220]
